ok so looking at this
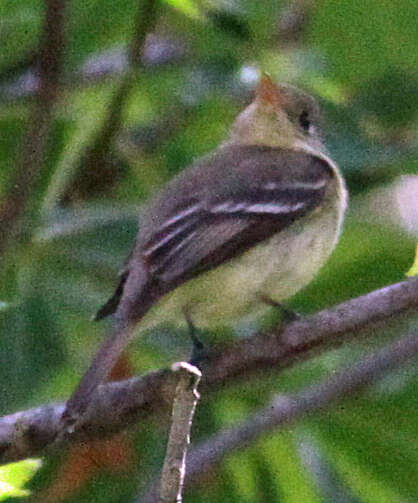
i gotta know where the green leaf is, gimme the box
[0,459,42,500]
[163,0,201,20]
[258,431,323,503]
[407,245,418,277]
[311,385,418,502]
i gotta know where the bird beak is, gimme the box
[255,73,285,108]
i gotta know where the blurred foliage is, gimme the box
[0,0,417,501]
[0,460,41,500]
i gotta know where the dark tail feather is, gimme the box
[62,264,160,432]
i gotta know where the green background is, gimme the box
[0,0,417,501]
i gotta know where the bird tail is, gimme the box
[60,255,165,431]
[61,320,138,431]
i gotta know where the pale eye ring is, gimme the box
[299,110,311,132]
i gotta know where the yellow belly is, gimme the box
[139,201,343,331]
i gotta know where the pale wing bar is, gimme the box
[142,184,325,280]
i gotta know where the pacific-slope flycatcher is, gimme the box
[62,75,347,429]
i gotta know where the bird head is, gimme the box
[227,74,325,155]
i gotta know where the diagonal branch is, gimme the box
[61,0,160,203]
[0,0,68,256]
[0,277,417,464]
[140,330,418,502]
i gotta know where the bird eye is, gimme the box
[298,110,311,132]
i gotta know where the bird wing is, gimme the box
[141,149,333,284]
[95,147,334,320]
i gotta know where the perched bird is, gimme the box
[62,74,347,429]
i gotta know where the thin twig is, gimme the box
[0,277,417,463]
[158,362,201,503]
[0,0,68,256]
[62,0,160,203]
[139,331,418,502]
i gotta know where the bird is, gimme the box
[61,74,347,431]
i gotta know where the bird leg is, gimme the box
[182,307,209,368]
[258,293,301,323]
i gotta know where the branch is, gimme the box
[0,277,417,464]
[140,331,418,502]
[0,0,68,255]
[158,363,201,503]
[61,0,160,204]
